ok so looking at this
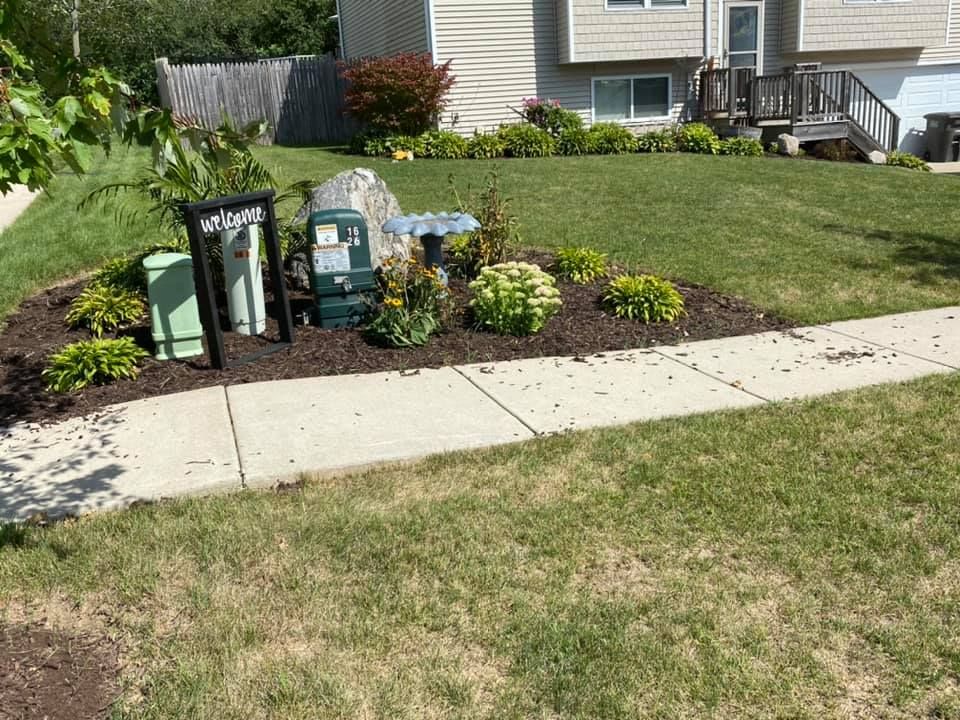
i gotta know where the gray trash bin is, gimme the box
[924,112,960,161]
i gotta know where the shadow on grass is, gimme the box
[823,223,960,284]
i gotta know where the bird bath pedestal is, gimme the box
[382,212,481,284]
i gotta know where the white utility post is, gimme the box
[221,226,267,336]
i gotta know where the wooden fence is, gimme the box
[155,55,356,146]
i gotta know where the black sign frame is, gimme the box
[181,190,295,370]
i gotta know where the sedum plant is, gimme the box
[555,246,608,284]
[66,285,146,337]
[43,337,149,393]
[469,262,562,336]
[603,274,686,323]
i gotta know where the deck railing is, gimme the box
[699,68,900,152]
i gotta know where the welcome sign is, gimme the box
[180,190,295,369]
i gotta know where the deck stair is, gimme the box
[699,68,900,155]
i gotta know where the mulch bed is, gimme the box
[0,624,120,720]
[0,253,792,426]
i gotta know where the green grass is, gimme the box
[3,373,960,718]
[4,147,960,324]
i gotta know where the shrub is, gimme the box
[813,139,856,162]
[449,171,519,277]
[520,98,584,137]
[385,134,427,157]
[339,53,456,135]
[588,123,638,154]
[636,129,677,153]
[719,136,764,157]
[886,150,931,172]
[557,127,593,156]
[499,124,556,158]
[66,285,146,338]
[603,274,686,323]
[423,130,469,159]
[677,123,720,155]
[469,262,562,336]
[90,257,148,295]
[467,132,506,160]
[42,337,149,393]
[350,130,389,157]
[365,257,452,348]
[555,247,608,284]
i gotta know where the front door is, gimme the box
[724,2,762,115]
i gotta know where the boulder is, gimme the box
[293,168,408,267]
[286,252,311,291]
[867,150,887,165]
[777,133,800,157]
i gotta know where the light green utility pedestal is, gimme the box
[143,253,205,361]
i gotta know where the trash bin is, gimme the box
[924,112,960,161]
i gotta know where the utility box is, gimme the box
[308,209,376,328]
[143,253,205,360]
[924,112,960,162]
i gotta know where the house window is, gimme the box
[593,76,672,122]
[607,0,688,9]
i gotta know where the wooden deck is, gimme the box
[700,68,901,155]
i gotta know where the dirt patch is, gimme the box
[0,253,792,426]
[0,624,120,720]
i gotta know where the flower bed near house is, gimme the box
[0,251,791,426]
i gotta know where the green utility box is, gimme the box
[308,209,376,328]
[143,253,205,360]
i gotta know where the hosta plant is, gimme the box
[557,127,592,156]
[718,136,764,157]
[365,257,452,348]
[467,132,505,159]
[603,274,686,323]
[43,337,149,393]
[555,246,608,284]
[66,285,146,337]
[90,257,148,295]
[886,151,931,172]
[636,129,677,153]
[588,122,638,154]
[498,124,556,158]
[677,122,721,155]
[423,130,469,159]
[469,262,562,336]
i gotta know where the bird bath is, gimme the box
[382,211,481,284]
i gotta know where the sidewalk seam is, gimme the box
[452,367,540,437]
[816,325,960,371]
[649,348,774,404]
[223,386,247,488]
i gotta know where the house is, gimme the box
[336,0,960,154]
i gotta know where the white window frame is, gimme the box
[605,0,689,10]
[591,74,673,124]
[842,0,910,4]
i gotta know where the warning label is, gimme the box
[314,223,341,247]
[312,245,351,274]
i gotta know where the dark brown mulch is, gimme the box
[0,625,120,720]
[0,253,793,426]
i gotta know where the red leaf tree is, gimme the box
[339,53,456,135]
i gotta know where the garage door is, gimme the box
[847,65,960,155]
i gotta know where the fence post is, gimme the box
[155,57,173,109]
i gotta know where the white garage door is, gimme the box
[848,65,960,155]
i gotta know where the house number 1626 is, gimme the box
[345,226,361,246]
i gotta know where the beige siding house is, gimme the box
[338,0,960,153]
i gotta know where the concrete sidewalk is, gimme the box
[0,185,39,234]
[2,306,958,523]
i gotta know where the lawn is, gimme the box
[3,147,960,324]
[2,373,960,718]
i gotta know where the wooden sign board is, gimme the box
[180,190,295,370]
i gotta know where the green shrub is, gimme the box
[498,124,556,158]
[365,257,451,348]
[719,136,764,157]
[521,98,585,137]
[469,262,562,336]
[449,171,519,277]
[603,274,686,323]
[90,257,148,295]
[385,134,428,156]
[555,247,608,284]
[588,123,637,154]
[66,285,146,338]
[636,129,677,153]
[677,123,721,155]
[886,150,931,172]
[350,130,389,157]
[422,130,469,159]
[42,337,149,393]
[557,127,593,156]
[767,142,780,154]
[467,132,506,159]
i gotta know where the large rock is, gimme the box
[777,133,800,157]
[293,168,408,267]
[867,150,887,165]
